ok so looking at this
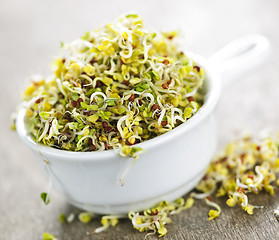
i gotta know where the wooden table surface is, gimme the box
[1,0,279,239]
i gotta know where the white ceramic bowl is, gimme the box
[16,35,270,214]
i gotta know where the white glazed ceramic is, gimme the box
[16,35,270,214]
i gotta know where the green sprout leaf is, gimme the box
[106,98,118,106]
[89,105,98,111]
[10,123,16,131]
[104,111,112,120]
[148,71,160,80]
[39,112,51,120]
[80,102,88,109]
[78,212,94,224]
[76,115,84,124]
[97,110,111,120]
[72,93,79,101]
[134,83,150,92]
[85,88,95,97]
[58,214,67,224]
[130,147,143,157]
[126,13,139,18]
[41,192,50,205]
[81,31,90,40]
[42,232,55,240]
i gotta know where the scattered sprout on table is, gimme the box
[274,208,279,221]
[58,213,67,223]
[66,213,75,223]
[191,133,279,220]
[19,13,205,155]
[78,212,95,224]
[128,197,194,237]
[42,233,57,240]
[53,132,279,237]
[58,197,194,238]
[58,212,75,224]
[89,215,122,234]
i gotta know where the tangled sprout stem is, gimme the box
[21,13,205,154]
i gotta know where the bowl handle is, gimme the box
[208,34,271,86]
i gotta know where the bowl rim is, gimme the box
[16,52,221,162]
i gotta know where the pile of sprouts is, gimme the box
[43,133,279,238]
[191,132,279,220]
[20,13,205,153]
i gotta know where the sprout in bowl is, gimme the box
[20,13,205,154]
[16,13,219,214]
